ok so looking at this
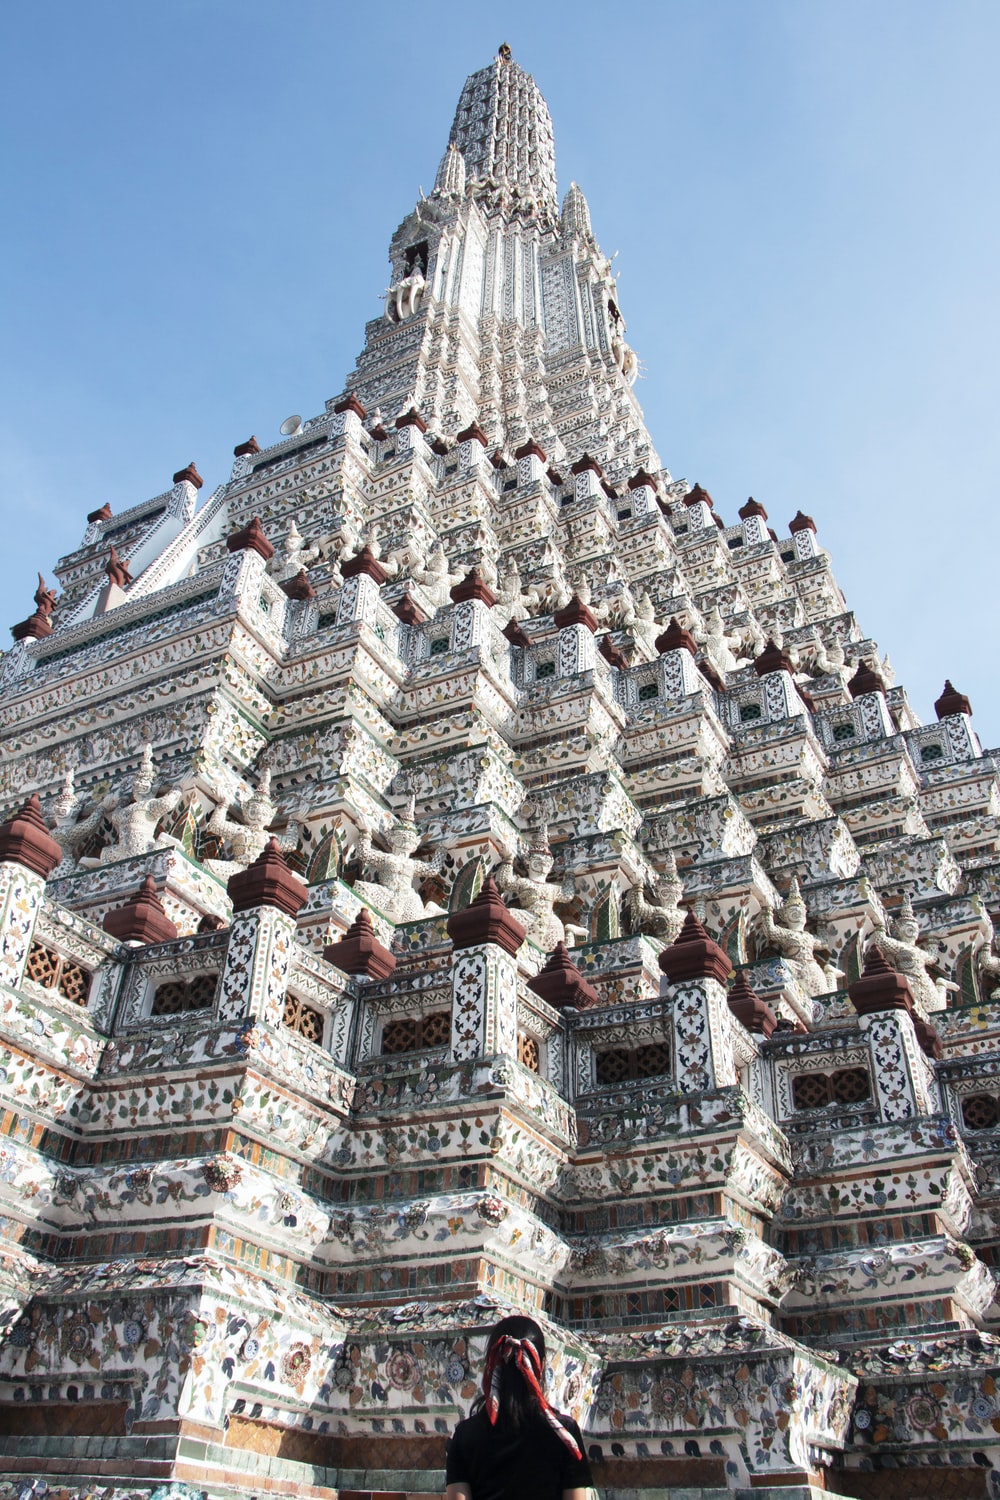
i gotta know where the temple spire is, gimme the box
[447,46,558,212]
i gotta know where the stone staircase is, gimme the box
[0,1432,861,1500]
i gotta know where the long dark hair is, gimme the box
[471,1315,547,1433]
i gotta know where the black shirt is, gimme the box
[445,1407,592,1500]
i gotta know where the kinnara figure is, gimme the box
[494,832,587,950]
[353,800,444,923]
[79,744,183,867]
[624,851,685,944]
[47,769,111,877]
[758,876,840,997]
[867,893,955,1013]
[976,913,1000,1000]
[205,768,300,883]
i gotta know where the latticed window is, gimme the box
[282,993,325,1045]
[594,1042,670,1086]
[962,1093,999,1131]
[381,1009,451,1055]
[24,942,91,1007]
[151,973,218,1016]
[791,1066,871,1112]
[518,1033,540,1072]
[832,1067,870,1104]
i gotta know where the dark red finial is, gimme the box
[848,944,914,1016]
[727,969,777,1037]
[659,910,732,985]
[451,568,498,608]
[340,545,388,584]
[226,516,275,561]
[227,838,308,918]
[554,595,598,633]
[325,907,397,979]
[753,639,795,677]
[738,497,768,521]
[934,680,972,719]
[447,874,526,956]
[847,660,886,699]
[527,941,599,1010]
[172,462,203,490]
[280,569,316,602]
[103,875,179,945]
[654,617,697,657]
[0,795,63,878]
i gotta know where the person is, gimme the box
[445,1315,593,1500]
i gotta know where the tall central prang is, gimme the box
[0,45,997,1500]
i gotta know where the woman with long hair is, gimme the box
[445,1314,593,1500]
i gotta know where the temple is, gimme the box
[1,44,999,1500]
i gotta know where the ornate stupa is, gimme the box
[0,45,998,1500]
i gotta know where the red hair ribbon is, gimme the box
[482,1334,583,1459]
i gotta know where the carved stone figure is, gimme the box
[276,519,319,578]
[411,542,462,608]
[353,800,444,923]
[867,894,955,1013]
[385,264,426,323]
[205,768,300,883]
[48,770,110,877]
[494,832,586,950]
[80,744,183,867]
[976,928,1000,1000]
[759,876,840,997]
[624,851,685,943]
[493,559,531,623]
[698,607,741,676]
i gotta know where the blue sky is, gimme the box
[2,1,997,741]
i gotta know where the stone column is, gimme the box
[514,439,546,486]
[654,617,702,698]
[934,680,980,759]
[219,515,274,607]
[218,839,307,1028]
[626,469,657,518]
[394,406,428,459]
[450,568,497,651]
[446,875,525,1062]
[337,546,387,628]
[754,638,807,721]
[789,509,819,560]
[554,594,597,676]
[331,392,367,444]
[738,495,769,546]
[682,482,715,531]
[848,659,894,739]
[0,796,62,988]
[457,421,489,474]
[571,453,604,502]
[850,946,937,1119]
[660,911,737,1093]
